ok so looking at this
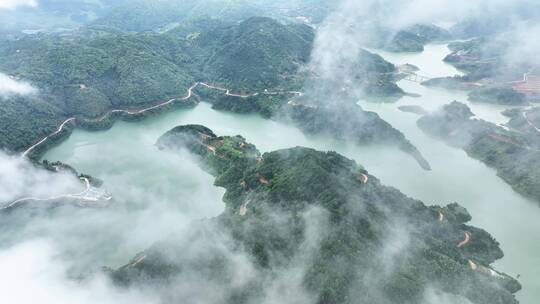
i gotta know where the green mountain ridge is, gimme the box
[0,17,407,160]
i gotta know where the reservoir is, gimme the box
[41,44,540,303]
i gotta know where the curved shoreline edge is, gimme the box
[21,82,431,173]
[21,82,309,160]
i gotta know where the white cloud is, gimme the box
[0,0,38,10]
[0,73,37,98]
[0,239,159,304]
[501,20,540,68]
[0,152,80,204]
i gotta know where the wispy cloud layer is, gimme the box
[0,0,38,10]
[0,73,37,98]
[0,152,79,204]
[0,239,158,304]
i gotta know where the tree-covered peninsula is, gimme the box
[418,102,540,203]
[109,125,519,304]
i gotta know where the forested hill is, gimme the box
[0,16,402,154]
[110,124,520,304]
[0,31,197,115]
[384,24,452,53]
[195,17,314,91]
[0,17,313,152]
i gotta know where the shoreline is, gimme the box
[22,82,308,160]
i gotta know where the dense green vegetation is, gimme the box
[418,102,540,203]
[194,85,296,118]
[195,17,314,91]
[428,37,535,105]
[385,24,452,53]
[443,36,539,84]
[282,102,431,170]
[0,30,197,113]
[0,17,313,152]
[356,50,405,99]
[469,86,527,105]
[443,38,506,81]
[1,15,407,155]
[387,31,426,52]
[111,125,519,304]
[0,95,67,152]
[302,48,405,102]
[504,107,540,139]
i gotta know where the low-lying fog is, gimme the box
[18,44,535,303]
[3,0,540,303]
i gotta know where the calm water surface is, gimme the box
[42,44,540,303]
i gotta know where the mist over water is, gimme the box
[38,44,540,303]
[0,0,539,303]
[372,44,524,124]
[360,44,540,304]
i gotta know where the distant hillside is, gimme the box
[385,24,452,53]
[0,31,196,116]
[198,17,314,90]
[91,0,335,32]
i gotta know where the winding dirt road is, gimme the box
[257,174,270,185]
[199,82,254,98]
[359,173,369,184]
[205,144,217,155]
[457,231,471,248]
[468,259,504,278]
[199,83,303,98]
[23,83,203,158]
[287,100,318,108]
[239,199,251,216]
